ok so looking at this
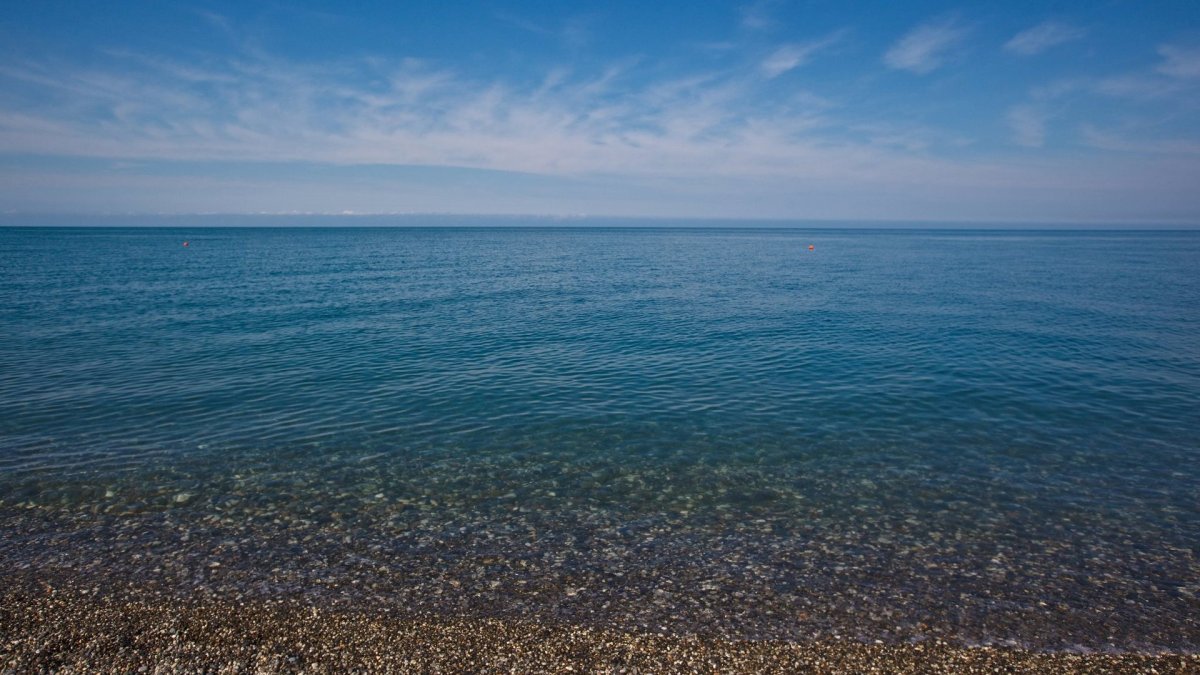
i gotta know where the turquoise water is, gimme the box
[2,225,1198,650]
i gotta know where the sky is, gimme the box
[1,1,1198,224]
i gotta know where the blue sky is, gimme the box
[1,1,1198,223]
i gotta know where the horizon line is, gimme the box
[2,211,1199,229]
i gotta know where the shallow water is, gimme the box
[1,225,1198,650]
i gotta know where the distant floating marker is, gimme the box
[183,241,189,247]
[808,244,815,251]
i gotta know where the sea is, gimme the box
[1,223,1198,651]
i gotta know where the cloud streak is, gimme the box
[1007,105,1046,147]
[1157,45,1200,79]
[0,24,1198,221]
[1004,22,1085,56]
[739,0,779,32]
[883,18,970,74]
[1081,124,1200,155]
[1,47,961,184]
[760,31,844,78]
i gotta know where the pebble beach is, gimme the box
[3,228,1199,671]
[4,571,1197,674]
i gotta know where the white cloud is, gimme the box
[1092,73,1189,100]
[493,11,593,49]
[884,18,970,74]
[1007,105,1046,147]
[759,32,844,78]
[1081,124,1200,155]
[1,40,1199,221]
[1004,21,1085,56]
[740,0,778,31]
[1031,69,1193,103]
[0,54,833,177]
[1157,45,1200,79]
[848,121,970,153]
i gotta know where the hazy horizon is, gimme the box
[2,212,1199,230]
[3,1,1199,222]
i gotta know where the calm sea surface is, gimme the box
[1,226,1198,650]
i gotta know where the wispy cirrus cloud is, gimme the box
[0,42,1112,203]
[739,0,779,31]
[1031,46,1200,103]
[883,17,970,74]
[1010,41,1200,151]
[1081,124,1200,155]
[1007,105,1047,147]
[1157,45,1200,79]
[1,27,1198,221]
[493,11,594,49]
[1004,21,1085,56]
[759,31,845,78]
[0,49,840,178]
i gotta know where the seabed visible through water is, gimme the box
[2,226,1199,669]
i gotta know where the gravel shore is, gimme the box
[2,574,1195,674]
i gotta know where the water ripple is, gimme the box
[2,226,1199,649]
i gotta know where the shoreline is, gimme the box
[3,501,1198,656]
[2,573,1196,674]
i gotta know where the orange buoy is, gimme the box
[808,244,814,251]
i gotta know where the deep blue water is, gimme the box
[1,226,1198,650]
